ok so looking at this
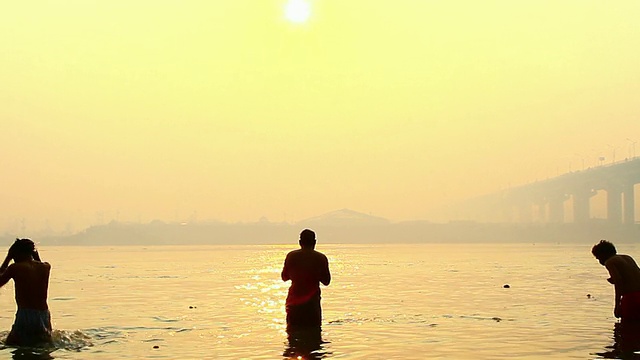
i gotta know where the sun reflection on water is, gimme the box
[236,262,289,336]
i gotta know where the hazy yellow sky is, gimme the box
[1,1,639,234]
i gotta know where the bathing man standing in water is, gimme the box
[0,238,53,346]
[592,239,640,322]
[281,229,331,329]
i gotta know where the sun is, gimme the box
[284,0,311,24]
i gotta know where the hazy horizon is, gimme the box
[2,1,639,235]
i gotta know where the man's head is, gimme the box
[9,238,36,261]
[299,229,316,249]
[592,239,617,265]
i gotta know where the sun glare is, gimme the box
[284,0,311,24]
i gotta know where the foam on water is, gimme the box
[0,329,93,359]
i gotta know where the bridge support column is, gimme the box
[502,203,515,223]
[517,203,533,223]
[534,199,546,223]
[548,194,567,223]
[623,184,635,224]
[572,188,596,223]
[607,186,623,224]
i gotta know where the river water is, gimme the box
[0,242,632,359]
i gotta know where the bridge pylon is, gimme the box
[571,188,597,223]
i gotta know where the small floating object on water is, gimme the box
[587,294,591,299]
[189,306,195,309]
[503,284,510,288]
[153,345,159,349]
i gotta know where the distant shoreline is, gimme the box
[4,221,637,246]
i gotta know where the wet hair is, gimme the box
[592,239,617,265]
[299,229,316,248]
[9,238,36,258]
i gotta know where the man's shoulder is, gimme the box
[606,255,623,264]
[309,250,329,263]
[314,250,328,259]
[613,254,635,262]
[607,254,635,267]
[285,249,303,259]
[12,261,51,270]
[287,249,327,259]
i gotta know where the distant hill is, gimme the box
[3,209,639,245]
[36,209,391,245]
[297,208,389,227]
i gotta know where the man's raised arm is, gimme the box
[0,254,11,273]
[0,264,14,288]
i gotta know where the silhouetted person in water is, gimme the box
[0,239,52,346]
[592,240,640,322]
[281,229,331,329]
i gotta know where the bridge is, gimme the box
[451,157,640,224]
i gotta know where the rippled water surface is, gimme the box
[0,243,633,359]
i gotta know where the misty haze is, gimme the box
[1,1,640,359]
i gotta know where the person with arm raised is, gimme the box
[0,238,52,346]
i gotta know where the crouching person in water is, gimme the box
[281,229,331,330]
[592,239,640,322]
[0,238,52,346]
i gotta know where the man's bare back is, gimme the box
[593,240,640,321]
[0,238,53,346]
[282,248,330,302]
[6,260,51,310]
[605,254,640,295]
[281,229,331,329]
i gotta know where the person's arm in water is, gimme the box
[606,260,623,318]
